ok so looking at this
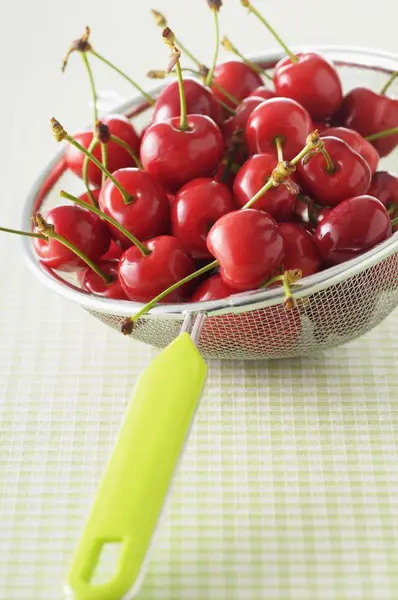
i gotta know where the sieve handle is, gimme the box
[65,333,207,600]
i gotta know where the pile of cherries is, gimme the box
[7,1,398,333]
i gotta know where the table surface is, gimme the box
[1,1,398,598]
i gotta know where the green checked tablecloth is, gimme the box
[1,229,398,599]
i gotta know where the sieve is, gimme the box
[21,47,398,599]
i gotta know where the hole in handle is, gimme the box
[88,539,124,586]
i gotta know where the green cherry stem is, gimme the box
[365,126,398,142]
[82,138,100,207]
[121,259,219,333]
[60,190,150,257]
[163,28,189,131]
[274,136,284,162]
[109,134,142,168]
[31,213,112,284]
[391,215,398,228]
[0,226,45,240]
[62,26,155,106]
[205,2,221,87]
[90,49,155,106]
[221,36,273,81]
[240,0,298,63]
[380,71,398,95]
[101,142,108,185]
[243,131,322,209]
[150,8,202,67]
[80,52,98,126]
[51,118,133,205]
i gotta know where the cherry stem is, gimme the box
[109,134,142,168]
[243,132,321,209]
[175,60,189,131]
[320,147,335,174]
[380,71,398,95]
[122,259,219,331]
[82,138,100,207]
[282,276,297,310]
[52,119,133,204]
[205,8,220,87]
[80,52,98,127]
[365,126,398,142]
[274,136,284,162]
[391,216,398,227]
[89,49,155,106]
[221,36,273,81]
[101,142,108,185]
[60,190,149,257]
[32,213,112,284]
[241,0,298,63]
[0,225,45,240]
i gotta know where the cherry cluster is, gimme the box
[4,1,398,334]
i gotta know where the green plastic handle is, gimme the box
[65,333,207,600]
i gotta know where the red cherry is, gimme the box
[336,87,398,157]
[316,207,332,224]
[278,222,322,277]
[273,53,343,120]
[233,153,296,220]
[33,205,110,271]
[324,126,379,174]
[118,235,195,302]
[152,78,223,126]
[99,168,170,249]
[248,86,277,101]
[314,195,392,265]
[368,171,398,207]
[297,136,372,207]
[223,96,265,148]
[171,177,236,260]
[211,61,263,109]
[245,97,312,160]
[313,120,330,131]
[191,273,236,302]
[140,115,224,192]
[78,260,127,299]
[78,188,100,206]
[206,209,284,291]
[102,239,123,261]
[65,115,140,187]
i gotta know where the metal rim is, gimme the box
[22,46,398,319]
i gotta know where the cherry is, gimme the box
[324,126,379,174]
[78,188,100,206]
[233,153,297,221]
[64,115,140,187]
[118,235,195,302]
[141,114,223,193]
[33,205,110,271]
[368,171,398,207]
[248,86,276,101]
[102,239,123,261]
[191,272,236,302]
[152,77,223,126]
[245,98,312,160]
[314,195,392,265]
[223,96,265,148]
[316,207,332,224]
[278,222,322,277]
[240,1,342,119]
[211,61,263,109]
[170,177,236,260]
[140,28,224,192]
[274,53,343,120]
[336,87,398,157]
[78,260,127,299]
[297,136,372,207]
[98,168,170,249]
[206,209,284,291]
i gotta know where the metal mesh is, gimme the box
[86,251,398,359]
